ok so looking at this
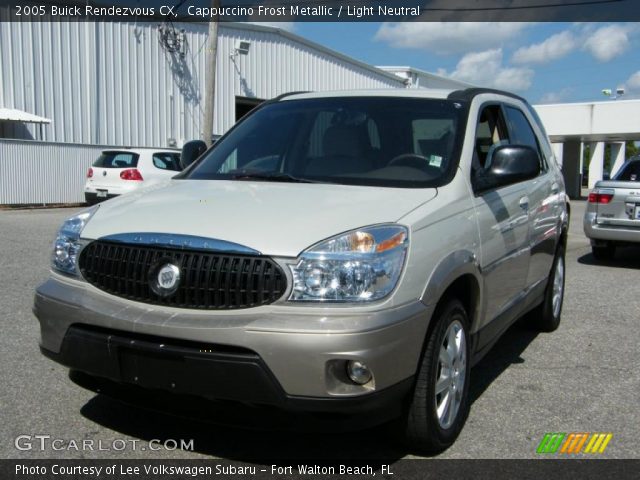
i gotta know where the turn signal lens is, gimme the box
[376,231,407,253]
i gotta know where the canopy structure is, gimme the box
[534,99,640,196]
[0,107,51,124]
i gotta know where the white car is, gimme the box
[84,148,182,204]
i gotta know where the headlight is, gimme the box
[289,225,408,303]
[51,206,99,275]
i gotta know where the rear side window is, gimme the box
[474,104,509,168]
[152,152,181,171]
[93,152,139,168]
[615,161,640,181]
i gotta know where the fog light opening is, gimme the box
[346,360,372,385]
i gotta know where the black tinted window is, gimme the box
[184,97,464,188]
[505,107,541,150]
[615,161,640,181]
[93,152,139,168]
[505,106,545,171]
[153,152,181,171]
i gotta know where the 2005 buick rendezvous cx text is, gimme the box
[34,88,569,452]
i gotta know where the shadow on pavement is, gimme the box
[578,245,640,269]
[77,318,542,461]
[77,382,406,461]
[469,319,540,405]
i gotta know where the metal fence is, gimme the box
[0,139,107,205]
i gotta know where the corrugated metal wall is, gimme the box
[0,139,103,204]
[0,21,404,147]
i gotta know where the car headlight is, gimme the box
[289,225,408,303]
[51,206,99,275]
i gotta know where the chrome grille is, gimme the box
[78,241,287,310]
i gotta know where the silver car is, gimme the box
[584,156,640,259]
[35,88,569,452]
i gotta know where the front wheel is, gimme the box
[402,299,471,453]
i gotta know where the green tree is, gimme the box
[626,141,639,159]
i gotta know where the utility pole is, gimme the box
[202,0,220,147]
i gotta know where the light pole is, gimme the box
[203,0,220,148]
[601,88,625,100]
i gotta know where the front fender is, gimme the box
[420,249,483,332]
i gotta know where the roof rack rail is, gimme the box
[272,91,311,101]
[448,88,526,103]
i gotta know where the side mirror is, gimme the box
[180,140,207,170]
[484,145,541,189]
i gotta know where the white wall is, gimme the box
[534,100,640,140]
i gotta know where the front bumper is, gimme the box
[34,274,431,407]
[41,324,414,424]
[583,212,640,244]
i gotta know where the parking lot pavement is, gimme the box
[0,201,638,460]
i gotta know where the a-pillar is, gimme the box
[588,142,605,189]
[610,142,626,177]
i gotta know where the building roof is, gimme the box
[0,108,51,124]
[225,26,467,90]
[223,23,407,86]
[378,66,474,89]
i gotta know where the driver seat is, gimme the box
[305,126,373,176]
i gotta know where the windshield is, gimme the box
[184,97,465,188]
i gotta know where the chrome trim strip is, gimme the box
[95,233,261,255]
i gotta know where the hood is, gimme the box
[82,180,437,257]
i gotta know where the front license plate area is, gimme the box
[118,348,184,389]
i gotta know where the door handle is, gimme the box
[519,196,529,211]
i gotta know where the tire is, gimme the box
[592,244,615,261]
[403,298,471,453]
[531,244,565,332]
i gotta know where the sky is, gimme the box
[283,22,640,104]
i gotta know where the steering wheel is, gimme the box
[388,153,430,170]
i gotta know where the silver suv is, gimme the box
[584,155,640,259]
[35,88,569,452]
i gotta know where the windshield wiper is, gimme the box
[229,171,321,183]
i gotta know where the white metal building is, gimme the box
[1,19,473,205]
[0,21,417,148]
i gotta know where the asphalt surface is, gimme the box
[0,200,638,461]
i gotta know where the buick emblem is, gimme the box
[150,263,181,297]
